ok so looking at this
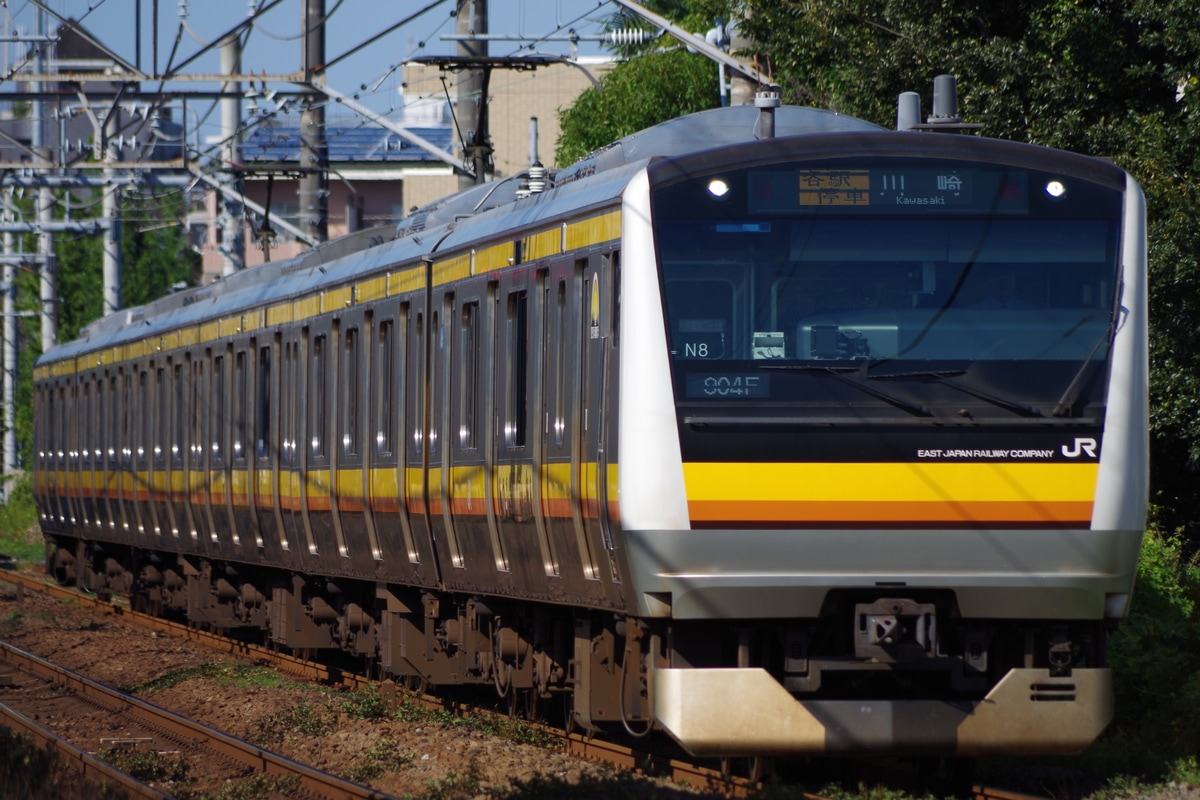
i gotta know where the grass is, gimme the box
[119,661,303,695]
[252,698,339,743]
[0,473,42,564]
[0,728,133,800]
[413,760,485,800]
[490,770,721,800]
[96,747,191,784]
[340,736,414,784]
[173,773,301,800]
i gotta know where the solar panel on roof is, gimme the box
[243,124,453,163]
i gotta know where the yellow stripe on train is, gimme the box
[683,461,1099,525]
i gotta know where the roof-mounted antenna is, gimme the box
[930,74,962,124]
[755,89,781,139]
[896,75,984,133]
[896,91,921,131]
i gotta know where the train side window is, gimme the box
[81,382,91,470]
[554,279,567,448]
[120,371,131,468]
[102,376,112,467]
[212,354,225,466]
[46,385,54,466]
[172,363,183,467]
[376,320,394,456]
[343,327,359,457]
[233,351,246,461]
[154,367,166,467]
[430,310,441,455]
[67,382,77,468]
[281,342,294,466]
[505,291,528,449]
[412,314,424,455]
[190,358,204,468]
[257,345,272,459]
[610,250,621,347]
[459,302,479,451]
[97,378,106,468]
[137,371,148,469]
[311,334,327,459]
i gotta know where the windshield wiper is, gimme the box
[763,364,933,417]
[866,368,1045,418]
[1051,313,1118,417]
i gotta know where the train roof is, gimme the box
[38,105,886,368]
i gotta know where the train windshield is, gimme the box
[652,156,1124,422]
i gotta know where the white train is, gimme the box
[33,100,1147,763]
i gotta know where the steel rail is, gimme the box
[2,570,754,793]
[0,636,396,799]
[1,570,1053,800]
[0,701,173,800]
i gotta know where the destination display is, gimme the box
[746,167,1029,214]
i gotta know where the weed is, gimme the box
[173,772,301,800]
[341,683,394,720]
[1082,773,1153,800]
[0,728,129,800]
[252,698,337,743]
[492,771,690,800]
[1167,756,1200,785]
[97,747,191,783]
[121,662,297,694]
[0,473,41,563]
[417,759,485,800]
[340,737,413,784]
[474,714,560,749]
[808,783,939,800]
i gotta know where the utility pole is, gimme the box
[102,138,122,314]
[727,20,756,107]
[457,0,489,188]
[2,194,15,499]
[299,0,328,243]
[33,6,56,350]
[218,32,245,275]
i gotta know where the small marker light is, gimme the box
[707,178,730,198]
[1045,180,1067,199]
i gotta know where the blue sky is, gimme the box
[7,1,616,123]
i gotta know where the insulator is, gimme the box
[607,28,655,46]
[528,162,547,194]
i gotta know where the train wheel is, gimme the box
[561,692,578,736]
[720,757,771,783]
[510,687,538,720]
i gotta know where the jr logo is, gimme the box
[1061,437,1099,458]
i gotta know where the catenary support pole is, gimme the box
[457,0,489,189]
[102,139,121,315]
[1,193,15,501]
[218,32,245,275]
[299,0,328,244]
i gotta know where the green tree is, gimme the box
[556,49,722,167]
[11,191,199,467]
[555,0,731,166]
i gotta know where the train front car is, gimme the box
[618,131,1148,757]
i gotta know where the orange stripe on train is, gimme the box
[688,499,1093,525]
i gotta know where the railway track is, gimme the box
[0,637,397,799]
[1,569,1052,800]
[1,568,757,795]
